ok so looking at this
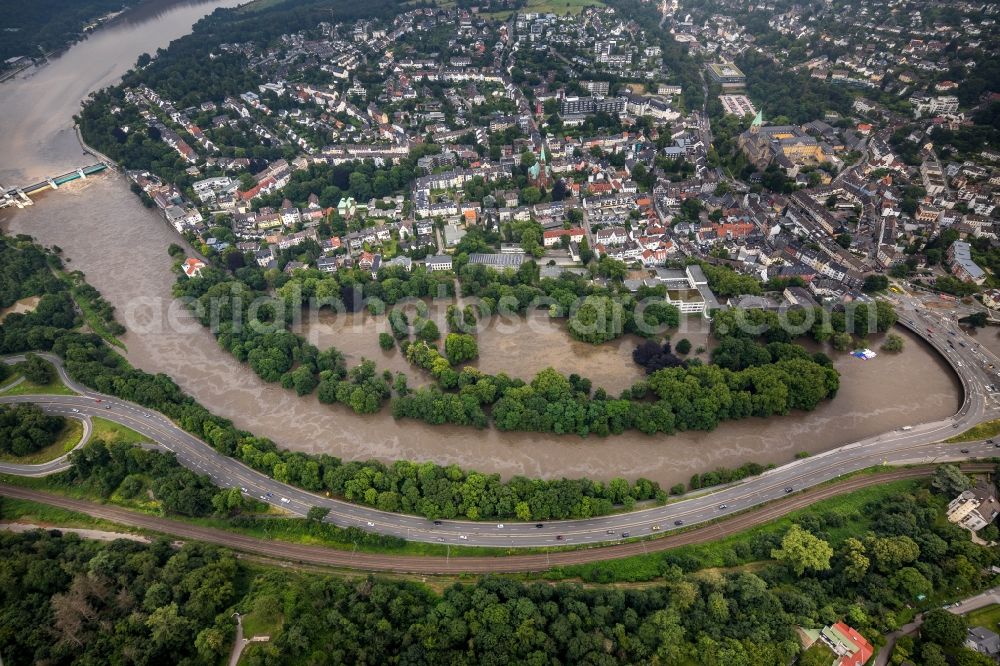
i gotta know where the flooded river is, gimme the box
[0,0,963,487]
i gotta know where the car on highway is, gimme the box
[459,535,468,540]
[785,487,794,493]
[556,535,564,541]
[104,405,110,409]
[961,448,971,453]
[674,520,684,526]
[718,504,728,510]
[606,529,616,535]
[621,532,630,538]
[535,523,544,528]
[497,523,504,528]
[71,408,79,413]
[280,497,290,504]
[367,521,375,527]
[259,495,268,500]
[143,413,151,418]
[432,520,442,525]
[240,487,248,493]
[651,525,661,531]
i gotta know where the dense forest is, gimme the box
[2,466,998,665]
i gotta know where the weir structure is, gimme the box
[1,163,110,208]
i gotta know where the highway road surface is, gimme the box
[1,464,991,574]
[2,297,1000,550]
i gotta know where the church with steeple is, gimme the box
[528,146,552,188]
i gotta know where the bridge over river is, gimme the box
[1,162,110,208]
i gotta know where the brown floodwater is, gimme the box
[0,0,964,487]
[0,0,246,187]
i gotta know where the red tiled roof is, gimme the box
[832,623,874,666]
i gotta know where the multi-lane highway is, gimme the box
[2,299,999,551]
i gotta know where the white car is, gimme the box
[280,497,290,504]
[459,535,468,540]
[497,523,504,528]
[71,408,80,413]
[367,521,375,527]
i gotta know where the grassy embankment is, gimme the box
[949,419,1000,443]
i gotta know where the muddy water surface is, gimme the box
[0,0,964,487]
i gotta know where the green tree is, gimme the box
[444,333,478,365]
[307,506,330,522]
[891,567,932,599]
[18,353,53,384]
[931,464,972,497]
[921,609,967,649]
[416,318,440,342]
[771,525,833,575]
[675,338,692,355]
[881,333,904,353]
[378,332,395,350]
[832,332,854,351]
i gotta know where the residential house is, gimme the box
[948,241,986,284]
[806,622,874,666]
[966,627,1000,660]
[542,228,586,247]
[182,257,206,278]
[947,486,1000,532]
[425,254,453,271]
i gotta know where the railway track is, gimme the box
[3,463,990,574]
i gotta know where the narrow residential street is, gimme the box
[874,585,1000,666]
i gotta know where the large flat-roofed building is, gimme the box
[653,264,722,318]
[468,252,526,268]
[581,80,610,96]
[560,95,627,116]
[948,241,986,284]
[706,61,746,87]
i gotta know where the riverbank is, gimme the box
[0,0,963,487]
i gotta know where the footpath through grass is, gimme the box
[0,418,84,464]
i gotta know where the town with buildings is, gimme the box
[96,0,999,323]
[4,0,1000,663]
